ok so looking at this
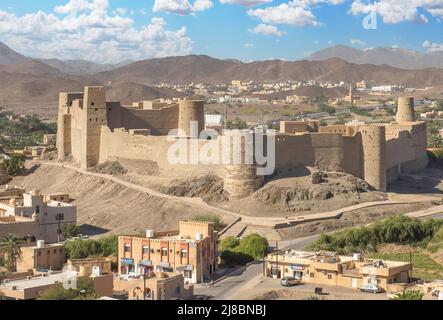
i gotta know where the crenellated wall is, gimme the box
[57,89,429,197]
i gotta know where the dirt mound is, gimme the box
[90,161,128,176]
[161,175,229,202]
[10,164,219,234]
[255,171,376,207]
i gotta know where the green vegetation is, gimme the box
[350,106,370,116]
[427,120,443,149]
[227,118,248,130]
[0,233,24,272]
[3,153,26,176]
[220,233,269,266]
[0,112,56,150]
[368,251,443,281]
[280,110,295,117]
[61,224,81,240]
[192,214,225,231]
[391,290,424,300]
[308,216,443,281]
[307,216,443,255]
[318,104,336,115]
[65,235,118,259]
[37,276,97,300]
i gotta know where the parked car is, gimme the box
[360,284,383,294]
[280,277,301,287]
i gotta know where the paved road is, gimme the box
[193,234,320,300]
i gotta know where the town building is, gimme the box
[0,189,77,243]
[0,271,113,300]
[118,220,218,284]
[16,242,65,272]
[266,250,412,293]
[113,272,193,300]
[66,257,113,276]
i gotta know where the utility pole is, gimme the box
[276,241,279,278]
[143,267,147,301]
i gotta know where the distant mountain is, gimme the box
[307,45,443,70]
[38,58,134,75]
[0,41,27,65]
[97,55,443,88]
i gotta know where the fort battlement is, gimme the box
[57,88,428,197]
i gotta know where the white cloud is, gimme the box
[244,42,254,47]
[350,38,366,46]
[248,23,285,36]
[220,0,272,6]
[153,0,213,15]
[0,0,193,63]
[349,0,443,24]
[423,40,443,52]
[247,0,344,27]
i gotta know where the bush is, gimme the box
[220,236,240,251]
[308,216,443,255]
[61,224,80,239]
[65,235,118,259]
[37,277,96,300]
[391,290,424,300]
[220,233,268,266]
[3,153,26,176]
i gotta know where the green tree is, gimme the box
[3,153,26,176]
[61,224,80,239]
[64,235,118,259]
[0,234,24,272]
[427,120,443,148]
[236,233,269,260]
[219,236,240,251]
[37,276,97,300]
[391,290,424,300]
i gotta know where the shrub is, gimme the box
[220,236,240,251]
[308,216,443,255]
[65,235,118,259]
[391,290,424,300]
[61,224,80,239]
[38,277,96,300]
[220,233,268,266]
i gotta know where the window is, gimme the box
[327,274,332,280]
[35,205,40,214]
[161,248,168,257]
[184,270,192,279]
[310,273,315,278]
[47,250,50,255]
[54,249,57,254]
[142,246,149,254]
[124,244,131,253]
[181,250,188,259]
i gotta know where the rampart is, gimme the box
[57,87,428,197]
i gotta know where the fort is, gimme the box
[57,86,428,198]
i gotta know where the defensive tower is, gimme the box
[396,97,415,123]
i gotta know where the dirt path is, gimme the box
[40,162,443,229]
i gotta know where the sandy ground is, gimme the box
[241,278,389,300]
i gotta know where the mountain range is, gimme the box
[1,40,443,116]
[307,45,443,70]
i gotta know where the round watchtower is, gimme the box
[222,131,264,199]
[359,125,387,192]
[396,97,415,123]
[178,99,205,138]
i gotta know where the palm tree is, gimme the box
[0,234,24,272]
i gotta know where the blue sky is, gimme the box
[0,0,442,63]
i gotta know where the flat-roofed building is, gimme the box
[17,242,65,272]
[266,250,412,293]
[113,272,193,300]
[118,220,218,284]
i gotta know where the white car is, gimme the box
[360,284,383,294]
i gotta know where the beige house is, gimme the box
[66,257,113,276]
[0,271,113,300]
[16,242,65,272]
[0,189,76,243]
[266,250,412,293]
[113,272,193,300]
[118,220,218,284]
